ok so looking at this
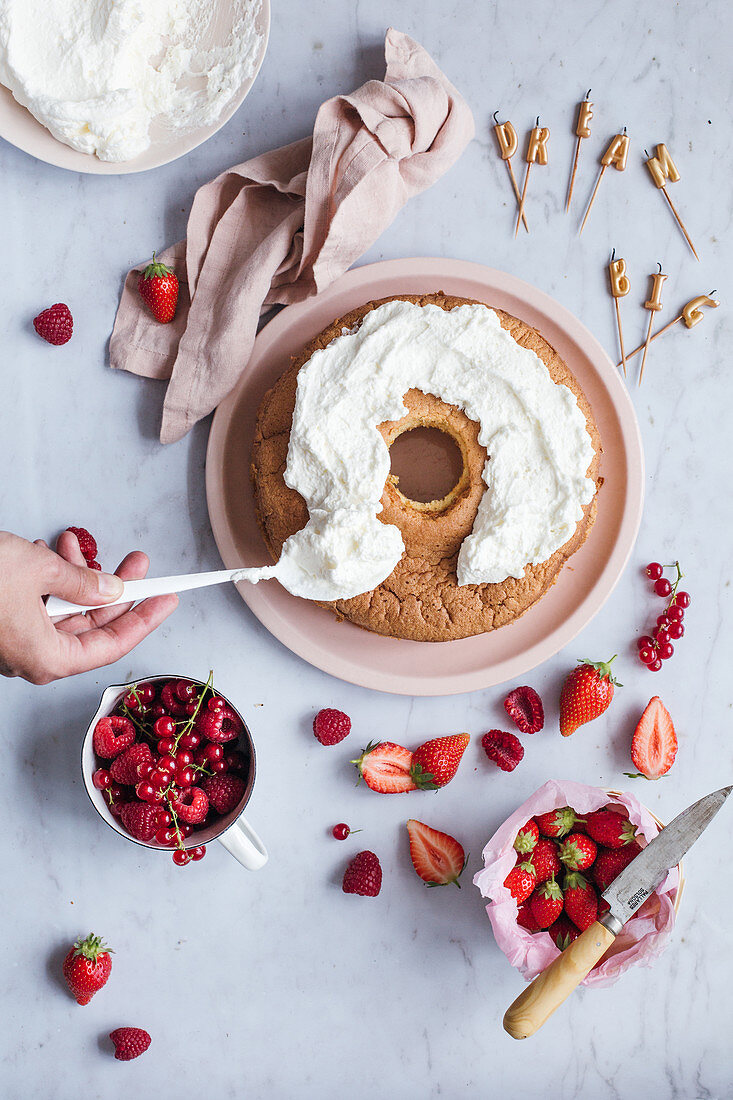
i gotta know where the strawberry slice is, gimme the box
[352,742,416,793]
[406,819,467,887]
[630,696,678,779]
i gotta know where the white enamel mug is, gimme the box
[81,674,268,871]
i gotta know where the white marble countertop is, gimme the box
[1,1,731,1097]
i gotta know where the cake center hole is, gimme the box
[389,427,464,504]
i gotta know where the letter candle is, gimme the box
[608,250,630,376]
[645,144,699,260]
[566,90,593,213]
[579,128,630,234]
[639,265,667,385]
[493,113,529,232]
[515,118,550,238]
[617,292,720,368]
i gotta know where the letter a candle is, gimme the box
[580,128,629,234]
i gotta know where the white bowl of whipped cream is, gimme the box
[0,0,269,173]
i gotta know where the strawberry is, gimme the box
[119,801,159,842]
[109,1027,151,1061]
[516,902,541,933]
[33,302,73,345]
[110,743,153,786]
[481,729,524,771]
[171,786,208,824]
[529,878,564,929]
[504,861,537,903]
[585,808,637,849]
[513,819,539,855]
[535,806,582,839]
[630,696,678,779]
[559,657,620,737]
[558,832,597,872]
[137,254,179,323]
[202,774,246,814]
[549,913,580,951]
[525,837,561,883]
[352,742,416,794]
[410,734,470,789]
[406,819,466,887]
[342,851,382,896]
[504,686,544,734]
[63,933,113,1005]
[313,708,351,746]
[93,716,135,760]
[66,526,97,561]
[591,842,642,892]
[563,871,598,931]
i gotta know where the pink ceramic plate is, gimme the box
[205,258,644,696]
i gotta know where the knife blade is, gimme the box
[503,785,732,1039]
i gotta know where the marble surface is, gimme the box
[1,1,731,1097]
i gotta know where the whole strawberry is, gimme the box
[138,254,179,323]
[559,832,597,872]
[535,806,582,839]
[592,842,642,892]
[563,871,599,931]
[313,708,351,746]
[504,861,537,903]
[585,808,637,849]
[33,303,73,345]
[342,851,382,897]
[410,734,470,789]
[110,1027,151,1061]
[529,878,564,929]
[559,657,620,737]
[525,837,561,883]
[63,933,113,1005]
[513,819,539,855]
[516,902,541,933]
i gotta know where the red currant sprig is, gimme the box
[638,560,691,671]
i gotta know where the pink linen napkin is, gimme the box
[109,28,474,443]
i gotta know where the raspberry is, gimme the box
[342,850,382,896]
[313,708,351,746]
[119,802,159,842]
[33,303,73,345]
[481,730,524,771]
[93,716,135,760]
[66,526,98,562]
[195,708,239,743]
[202,774,246,814]
[504,686,544,734]
[109,1027,151,1061]
[170,786,209,824]
[88,560,102,570]
[110,743,153,786]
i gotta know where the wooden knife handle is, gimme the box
[503,920,616,1040]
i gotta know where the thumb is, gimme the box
[46,554,124,605]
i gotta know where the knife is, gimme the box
[503,785,732,1040]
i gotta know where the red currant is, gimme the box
[156,808,172,827]
[658,642,674,660]
[674,591,691,608]
[136,781,157,803]
[154,716,176,739]
[175,680,197,702]
[638,646,656,665]
[155,828,176,846]
[92,768,111,790]
[172,849,191,866]
[158,754,177,774]
[637,635,654,650]
[667,604,684,622]
[137,760,154,780]
[149,769,170,791]
[654,629,671,646]
[176,749,194,767]
[332,823,351,840]
[668,621,684,640]
[180,823,193,837]
[184,701,198,716]
[190,846,207,861]
[207,696,226,712]
[645,562,663,580]
[209,759,227,774]
[178,732,201,750]
[647,658,663,672]
[175,766,195,787]
[156,738,175,756]
[654,578,672,598]
[204,743,224,762]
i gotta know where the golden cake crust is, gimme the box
[250,292,602,641]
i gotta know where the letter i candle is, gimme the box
[639,266,667,385]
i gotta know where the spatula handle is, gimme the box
[503,920,616,1039]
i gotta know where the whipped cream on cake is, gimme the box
[240,300,596,601]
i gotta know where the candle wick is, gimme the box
[536,116,540,127]
[644,148,651,158]
[710,289,717,296]
[622,125,627,134]
[657,261,663,273]
[586,88,591,99]
[493,110,500,124]
[610,247,616,261]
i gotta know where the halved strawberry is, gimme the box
[630,696,678,779]
[406,820,467,887]
[352,742,416,793]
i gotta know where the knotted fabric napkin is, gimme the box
[110,28,474,443]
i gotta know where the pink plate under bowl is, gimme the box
[205,258,644,696]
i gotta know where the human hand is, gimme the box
[0,531,178,684]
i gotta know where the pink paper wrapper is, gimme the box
[472,779,680,988]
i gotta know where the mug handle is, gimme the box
[217,814,268,871]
